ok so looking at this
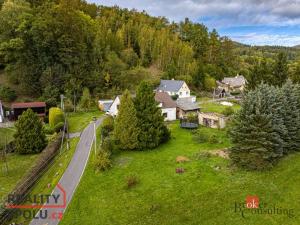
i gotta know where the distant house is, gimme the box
[156,79,191,99]
[198,112,227,129]
[107,92,177,121]
[213,87,227,98]
[176,98,200,119]
[11,102,46,120]
[98,100,113,112]
[107,96,121,117]
[217,75,247,93]
[0,100,4,123]
[155,92,176,121]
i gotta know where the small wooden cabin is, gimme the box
[11,102,46,120]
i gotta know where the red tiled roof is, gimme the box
[155,92,176,108]
[11,102,46,109]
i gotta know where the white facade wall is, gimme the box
[177,82,190,98]
[161,108,176,121]
[107,96,120,117]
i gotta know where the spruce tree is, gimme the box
[114,90,139,150]
[230,84,284,170]
[14,109,47,154]
[134,81,170,149]
[280,80,300,152]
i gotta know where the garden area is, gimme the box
[0,127,15,147]
[60,122,300,225]
[199,98,241,114]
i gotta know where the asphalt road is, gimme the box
[29,117,104,225]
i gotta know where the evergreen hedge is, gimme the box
[49,107,64,128]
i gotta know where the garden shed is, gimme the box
[198,112,227,129]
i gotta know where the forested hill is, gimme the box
[0,0,300,105]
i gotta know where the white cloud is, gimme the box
[231,33,300,46]
[88,0,300,46]
[92,0,300,27]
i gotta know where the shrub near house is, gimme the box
[14,109,47,154]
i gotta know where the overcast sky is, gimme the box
[88,0,300,46]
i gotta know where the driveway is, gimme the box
[29,117,104,225]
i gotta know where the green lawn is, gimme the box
[0,127,15,147]
[60,123,300,225]
[8,137,79,225]
[0,153,39,201]
[200,100,241,114]
[67,110,103,133]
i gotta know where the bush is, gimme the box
[54,122,64,132]
[222,107,234,116]
[44,125,55,135]
[94,150,112,172]
[126,175,139,189]
[192,129,221,144]
[64,98,74,112]
[208,134,218,144]
[101,116,114,139]
[160,125,171,143]
[171,94,179,100]
[192,129,208,143]
[79,87,92,111]
[41,86,60,108]
[101,137,114,153]
[186,113,198,123]
[14,109,47,154]
[49,107,64,128]
[0,85,17,102]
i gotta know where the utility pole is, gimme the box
[60,94,66,112]
[60,94,67,153]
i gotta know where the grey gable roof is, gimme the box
[222,75,246,88]
[157,80,185,92]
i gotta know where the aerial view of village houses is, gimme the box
[1,0,300,225]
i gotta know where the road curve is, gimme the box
[29,117,104,225]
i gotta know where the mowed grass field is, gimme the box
[0,153,39,201]
[0,127,15,147]
[60,123,300,225]
[200,101,241,114]
[67,110,103,133]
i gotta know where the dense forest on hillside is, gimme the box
[0,0,300,106]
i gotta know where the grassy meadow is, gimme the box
[60,123,300,225]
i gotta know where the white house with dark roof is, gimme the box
[107,95,121,117]
[157,79,191,98]
[107,92,177,121]
[155,92,176,121]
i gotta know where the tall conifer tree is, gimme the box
[134,81,170,149]
[114,90,139,150]
[230,83,284,170]
[280,80,300,152]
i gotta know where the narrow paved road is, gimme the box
[29,117,104,225]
